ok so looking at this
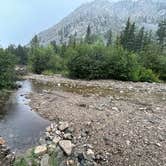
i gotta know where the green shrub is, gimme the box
[42,70,54,76]
[14,158,28,166]
[107,46,141,81]
[0,49,17,89]
[29,47,52,74]
[139,68,159,82]
[139,44,161,72]
[68,44,110,79]
[158,55,166,80]
[29,46,64,74]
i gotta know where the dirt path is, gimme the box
[25,74,166,166]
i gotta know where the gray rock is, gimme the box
[59,140,73,156]
[86,149,95,159]
[58,122,69,131]
[63,133,72,140]
[53,136,61,145]
[34,145,47,155]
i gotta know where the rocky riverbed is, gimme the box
[3,74,165,166]
[0,137,15,166]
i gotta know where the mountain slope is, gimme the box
[38,0,166,45]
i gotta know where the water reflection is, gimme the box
[0,80,50,153]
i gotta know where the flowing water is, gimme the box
[0,80,50,153]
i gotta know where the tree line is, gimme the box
[27,18,166,82]
[0,18,166,89]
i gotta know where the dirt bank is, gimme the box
[25,74,166,166]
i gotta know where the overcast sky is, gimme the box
[0,0,96,47]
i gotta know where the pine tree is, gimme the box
[120,18,131,49]
[156,19,166,50]
[135,27,144,52]
[68,33,76,48]
[120,18,136,51]
[16,45,28,65]
[30,35,39,48]
[143,31,153,49]
[50,40,59,53]
[85,25,92,44]
[128,22,136,51]
[106,29,112,46]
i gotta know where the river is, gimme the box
[0,80,50,154]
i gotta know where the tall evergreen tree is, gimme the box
[106,29,112,46]
[143,31,153,48]
[16,45,28,65]
[128,22,136,51]
[50,40,59,53]
[135,27,145,52]
[120,18,131,48]
[156,19,166,50]
[30,35,39,48]
[120,18,136,51]
[68,34,76,48]
[85,25,92,44]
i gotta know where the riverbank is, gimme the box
[23,74,166,166]
[0,80,51,166]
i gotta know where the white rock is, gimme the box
[126,140,130,146]
[87,149,95,159]
[55,130,61,135]
[59,140,73,156]
[63,133,72,140]
[34,145,47,155]
[53,136,61,145]
[112,107,119,111]
[58,122,69,131]
[0,137,6,145]
[46,126,51,132]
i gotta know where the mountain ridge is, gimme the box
[38,0,166,45]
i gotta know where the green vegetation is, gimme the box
[1,19,165,84]
[26,19,166,82]
[0,48,17,89]
[7,44,28,65]
[14,149,58,166]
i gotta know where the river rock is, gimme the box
[63,133,72,140]
[86,149,95,159]
[0,137,6,145]
[67,159,75,166]
[112,107,119,111]
[59,140,73,156]
[46,126,52,132]
[53,136,61,145]
[58,122,69,131]
[34,145,47,155]
[41,154,50,166]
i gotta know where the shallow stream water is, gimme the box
[0,80,50,153]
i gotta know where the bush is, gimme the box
[158,55,166,80]
[139,68,159,82]
[107,46,141,81]
[67,44,160,82]
[29,46,63,74]
[29,47,51,74]
[0,49,17,89]
[68,44,110,79]
[28,40,164,83]
[139,44,161,72]
[42,70,54,76]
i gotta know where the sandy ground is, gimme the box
[25,74,166,166]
